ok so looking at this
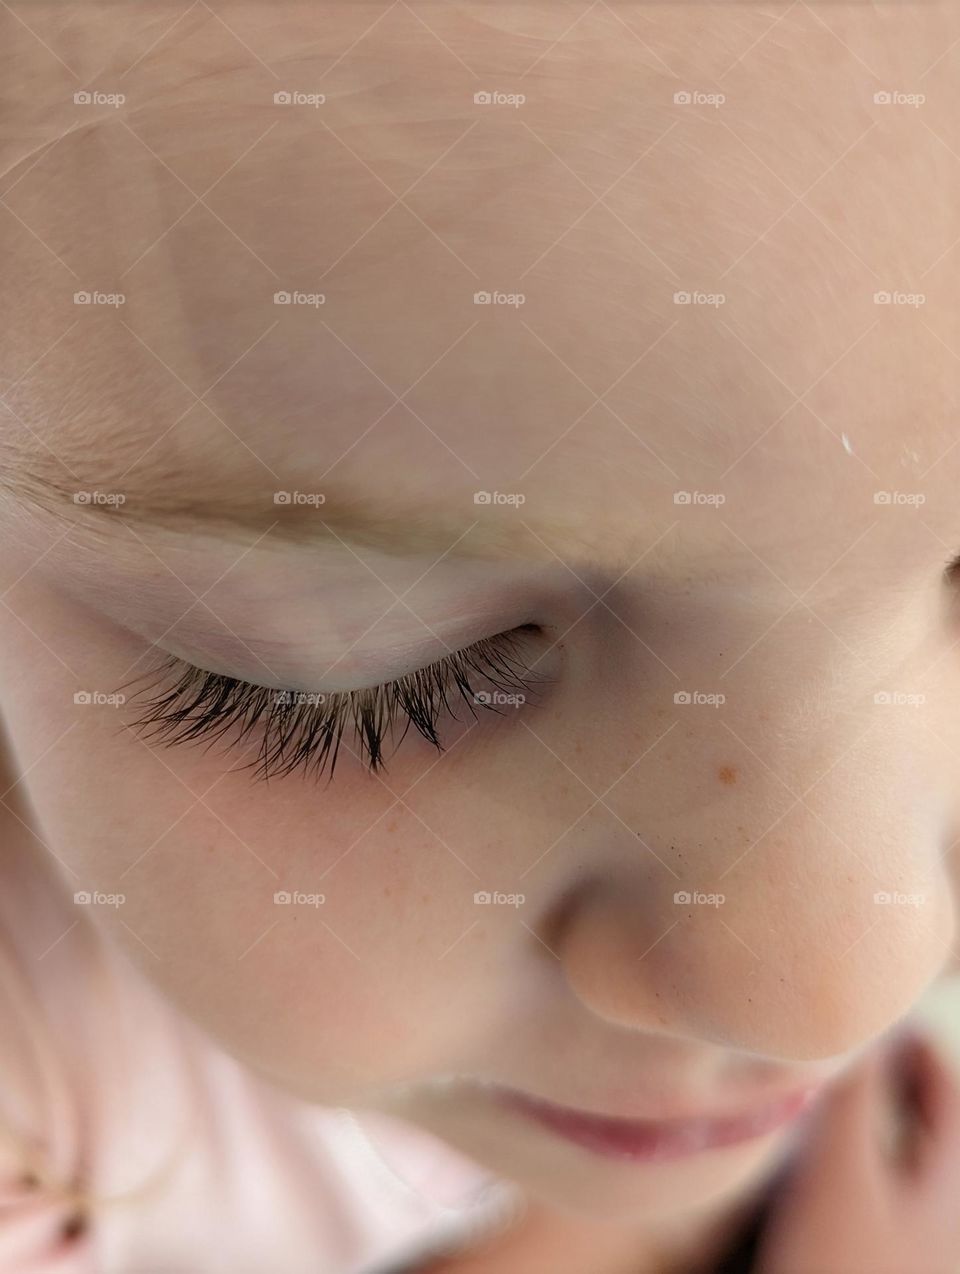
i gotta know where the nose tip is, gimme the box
[554,875,954,1060]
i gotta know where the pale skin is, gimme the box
[2,2,960,1271]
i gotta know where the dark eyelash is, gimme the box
[118,628,546,784]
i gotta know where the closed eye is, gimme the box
[117,626,549,784]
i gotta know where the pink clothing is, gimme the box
[0,842,521,1272]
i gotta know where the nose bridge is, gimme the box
[554,762,955,1061]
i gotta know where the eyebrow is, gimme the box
[4,463,580,564]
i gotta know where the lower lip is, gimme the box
[493,1086,820,1163]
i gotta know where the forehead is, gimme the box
[2,0,959,585]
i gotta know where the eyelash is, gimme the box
[120,627,546,784]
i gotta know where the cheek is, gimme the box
[0,589,442,1094]
[26,734,491,1099]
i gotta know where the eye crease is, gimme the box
[118,626,548,783]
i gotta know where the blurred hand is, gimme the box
[755,1028,960,1274]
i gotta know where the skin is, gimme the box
[2,2,960,1269]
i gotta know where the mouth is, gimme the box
[488,1084,823,1163]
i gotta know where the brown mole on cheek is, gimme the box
[718,765,737,786]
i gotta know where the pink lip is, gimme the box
[492,1085,822,1163]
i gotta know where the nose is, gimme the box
[554,805,955,1061]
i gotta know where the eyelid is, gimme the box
[119,625,552,782]
[143,607,545,694]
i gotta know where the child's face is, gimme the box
[2,0,959,1225]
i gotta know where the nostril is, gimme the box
[882,1027,940,1170]
[61,1211,87,1242]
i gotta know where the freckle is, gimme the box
[383,886,391,897]
[718,765,737,785]
[421,893,430,903]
